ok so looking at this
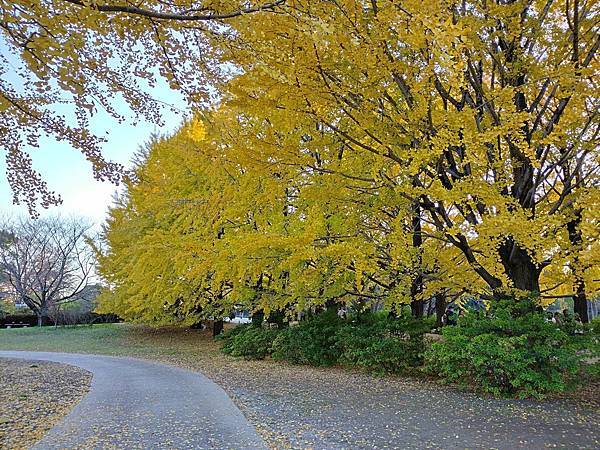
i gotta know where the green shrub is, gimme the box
[335,332,416,374]
[219,324,250,354]
[272,309,344,366]
[271,310,432,371]
[220,325,278,360]
[583,361,600,382]
[558,313,580,336]
[335,313,431,374]
[590,317,600,335]
[424,309,578,398]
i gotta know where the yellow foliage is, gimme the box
[95,0,599,322]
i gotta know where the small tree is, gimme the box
[0,300,6,320]
[0,216,95,326]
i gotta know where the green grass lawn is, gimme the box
[0,323,224,363]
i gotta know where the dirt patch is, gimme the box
[0,358,92,450]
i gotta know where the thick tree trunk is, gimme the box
[211,319,224,337]
[410,299,424,318]
[573,281,589,323]
[435,293,446,328]
[498,239,541,293]
[410,192,424,318]
[251,310,265,328]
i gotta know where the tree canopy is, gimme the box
[4,1,597,322]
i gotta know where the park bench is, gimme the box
[4,323,30,329]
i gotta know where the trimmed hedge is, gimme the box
[335,314,431,374]
[0,314,41,327]
[220,306,591,398]
[272,310,344,366]
[220,325,278,360]
[590,317,600,335]
[0,312,120,328]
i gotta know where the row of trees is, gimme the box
[96,0,599,323]
[1,1,597,322]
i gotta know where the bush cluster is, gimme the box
[0,312,119,328]
[220,303,595,398]
[335,313,432,374]
[272,310,344,366]
[589,317,600,335]
[220,310,431,373]
[0,313,41,327]
[424,309,579,398]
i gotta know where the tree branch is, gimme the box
[62,0,286,21]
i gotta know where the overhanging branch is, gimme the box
[62,0,286,21]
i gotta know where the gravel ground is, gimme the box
[0,358,92,450]
[193,357,600,449]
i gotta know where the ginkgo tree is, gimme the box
[94,106,495,324]
[208,0,599,319]
[96,114,390,322]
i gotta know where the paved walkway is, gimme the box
[0,351,265,450]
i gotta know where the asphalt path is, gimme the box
[0,351,266,450]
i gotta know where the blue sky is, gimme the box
[0,86,187,226]
[0,35,189,226]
